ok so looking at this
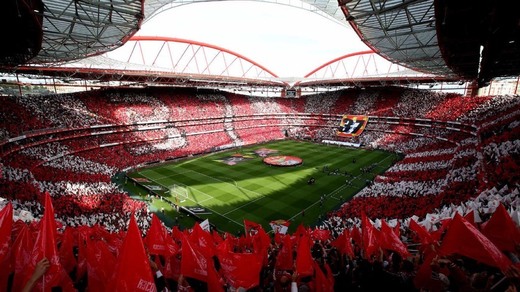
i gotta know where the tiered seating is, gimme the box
[0,97,48,137]
[332,93,519,222]
[0,87,519,292]
[369,87,402,116]
[230,95,285,144]
[0,87,517,239]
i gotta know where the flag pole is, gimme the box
[42,194,47,291]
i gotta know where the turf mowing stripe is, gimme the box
[138,172,171,194]
[222,193,269,216]
[163,183,244,228]
[189,170,269,198]
[126,140,401,233]
[140,168,195,182]
[135,169,216,203]
[254,181,350,223]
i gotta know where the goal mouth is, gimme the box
[263,155,303,167]
[170,184,189,203]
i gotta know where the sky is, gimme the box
[134,1,370,78]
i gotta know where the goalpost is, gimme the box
[169,184,189,204]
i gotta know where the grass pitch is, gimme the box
[125,140,400,234]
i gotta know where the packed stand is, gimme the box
[0,86,518,291]
[1,190,520,292]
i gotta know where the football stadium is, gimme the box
[0,0,519,291]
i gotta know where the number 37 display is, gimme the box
[336,115,369,137]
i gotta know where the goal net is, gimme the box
[169,184,189,203]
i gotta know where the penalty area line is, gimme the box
[183,188,244,228]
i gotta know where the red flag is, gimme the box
[481,203,520,252]
[107,226,123,250]
[91,223,110,239]
[393,221,401,238]
[311,228,331,242]
[212,230,224,245]
[152,253,178,282]
[75,226,88,282]
[241,219,270,266]
[216,236,233,255]
[274,232,283,245]
[291,223,309,249]
[107,214,157,292]
[238,235,254,252]
[11,219,27,243]
[251,226,270,267]
[180,233,208,283]
[145,214,177,256]
[207,261,225,292]
[145,214,167,254]
[0,202,13,257]
[324,262,335,290]
[295,234,314,277]
[171,225,184,249]
[330,230,354,257]
[275,234,294,270]
[464,210,476,226]
[169,254,182,282]
[163,232,178,257]
[314,261,334,292]
[11,224,33,292]
[439,213,512,272]
[361,213,379,259]
[190,222,216,258]
[294,223,309,239]
[413,251,439,290]
[93,224,123,258]
[244,219,263,237]
[217,249,263,290]
[408,219,436,247]
[0,202,13,291]
[379,219,410,258]
[30,193,75,291]
[58,227,77,275]
[86,236,116,291]
[350,226,362,246]
[253,224,271,250]
[431,218,451,242]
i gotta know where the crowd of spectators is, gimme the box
[1,190,520,292]
[0,86,518,291]
[1,87,517,218]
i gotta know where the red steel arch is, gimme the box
[304,50,374,78]
[1,38,457,91]
[117,35,280,79]
[294,50,453,87]
[0,35,289,91]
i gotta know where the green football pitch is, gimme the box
[124,140,400,234]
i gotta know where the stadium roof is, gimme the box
[1,0,143,65]
[433,0,520,87]
[2,0,347,67]
[342,0,520,87]
[1,0,519,89]
[340,0,451,76]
